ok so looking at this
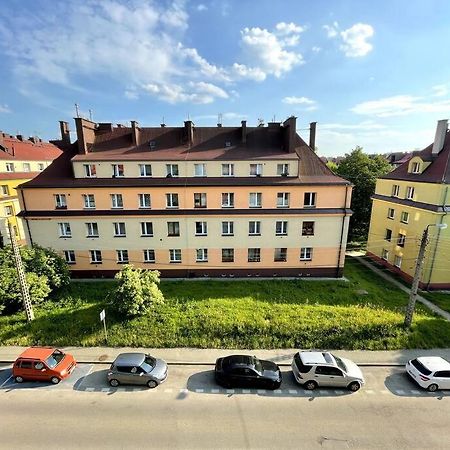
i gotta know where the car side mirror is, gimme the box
[41,368,46,372]
[139,372,144,376]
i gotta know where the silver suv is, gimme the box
[291,351,365,391]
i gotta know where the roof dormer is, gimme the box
[408,156,425,174]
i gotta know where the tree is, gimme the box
[336,147,392,241]
[326,161,338,172]
[111,265,164,317]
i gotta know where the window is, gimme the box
[195,221,207,236]
[249,163,262,176]
[397,233,406,247]
[169,249,181,263]
[248,248,261,262]
[434,371,450,378]
[167,222,180,237]
[194,163,206,177]
[225,141,232,147]
[401,211,409,224]
[166,193,179,208]
[4,205,13,216]
[387,208,395,219]
[276,221,288,236]
[222,163,234,176]
[277,163,289,176]
[54,194,67,209]
[116,249,129,263]
[38,163,45,171]
[194,193,207,208]
[113,222,126,237]
[222,248,234,262]
[196,248,208,262]
[315,366,343,376]
[140,222,153,236]
[222,221,234,236]
[300,247,312,261]
[166,164,179,177]
[143,249,155,263]
[221,192,234,208]
[385,229,392,242]
[406,186,415,200]
[86,222,99,238]
[6,163,14,172]
[382,249,389,260]
[23,163,31,172]
[1,185,9,195]
[249,221,261,236]
[249,192,262,208]
[411,162,421,173]
[304,192,316,207]
[274,248,287,262]
[84,164,97,177]
[277,192,290,208]
[111,194,123,209]
[58,222,71,237]
[302,221,315,236]
[392,184,400,197]
[64,250,76,264]
[138,193,151,209]
[112,164,124,177]
[394,255,402,268]
[83,194,95,209]
[90,250,102,264]
[149,140,156,149]
[139,164,152,177]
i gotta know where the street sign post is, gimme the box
[100,309,107,343]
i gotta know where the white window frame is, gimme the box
[112,164,124,177]
[275,221,288,236]
[397,233,406,247]
[222,248,234,262]
[387,208,395,219]
[166,164,179,177]
[167,222,180,237]
[249,192,262,208]
[304,192,316,207]
[249,163,262,176]
[113,222,126,237]
[222,163,234,177]
[277,192,290,208]
[116,249,129,264]
[249,221,261,236]
[58,222,71,237]
[90,250,102,264]
[64,250,76,264]
[274,248,287,262]
[111,194,123,209]
[84,164,97,178]
[221,192,234,208]
[195,221,208,236]
[143,249,155,263]
[139,164,152,177]
[401,211,409,224]
[140,222,153,237]
[222,221,234,236]
[23,163,31,172]
[248,248,261,262]
[411,162,421,174]
[392,184,400,197]
[83,194,95,209]
[382,249,389,260]
[54,194,67,209]
[6,162,14,172]
[169,249,182,263]
[394,255,402,268]
[277,164,289,176]
[196,248,208,262]
[194,163,206,177]
[86,222,99,238]
[302,221,315,236]
[406,186,415,200]
[138,193,151,209]
[194,193,207,208]
[1,185,9,195]
[300,247,313,261]
[166,193,179,208]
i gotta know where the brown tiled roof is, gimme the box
[0,172,39,181]
[381,131,450,183]
[0,134,63,161]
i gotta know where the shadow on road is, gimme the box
[384,372,450,399]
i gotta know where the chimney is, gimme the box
[184,120,194,147]
[309,122,317,150]
[283,116,297,153]
[241,120,247,143]
[28,136,38,144]
[74,117,96,155]
[59,121,71,144]
[131,120,140,147]
[0,132,4,149]
[16,134,23,141]
[432,119,448,156]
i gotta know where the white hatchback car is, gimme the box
[291,351,365,391]
[406,356,450,392]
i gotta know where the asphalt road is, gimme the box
[1,364,449,449]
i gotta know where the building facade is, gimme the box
[18,117,352,278]
[367,119,450,290]
[0,131,62,246]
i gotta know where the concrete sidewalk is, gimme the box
[1,346,450,366]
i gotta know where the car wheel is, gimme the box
[427,383,438,392]
[50,376,61,385]
[348,381,361,392]
[15,376,24,383]
[109,379,120,387]
[304,380,318,390]
[147,380,158,389]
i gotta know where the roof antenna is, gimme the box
[75,103,80,118]
[89,109,93,121]
[272,114,276,122]
[257,118,264,127]
[161,116,166,127]
[217,113,223,128]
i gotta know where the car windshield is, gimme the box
[45,350,65,369]
[252,357,263,374]
[333,356,347,372]
[141,356,156,373]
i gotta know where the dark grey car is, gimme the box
[107,353,168,388]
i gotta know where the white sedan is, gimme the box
[406,356,450,392]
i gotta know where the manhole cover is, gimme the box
[98,354,109,361]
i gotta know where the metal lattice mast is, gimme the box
[7,221,34,321]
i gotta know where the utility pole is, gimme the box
[7,221,34,321]
[404,223,447,328]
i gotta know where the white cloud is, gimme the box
[181,46,230,81]
[432,84,449,97]
[351,94,450,117]
[124,90,139,100]
[324,22,374,57]
[283,96,315,105]
[312,46,321,53]
[232,63,266,81]
[0,104,11,113]
[321,121,386,130]
[196,4,207,11]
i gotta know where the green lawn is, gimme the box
[1,258,449,349]
[421,291,450,314]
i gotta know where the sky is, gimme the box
[1,0,450,157]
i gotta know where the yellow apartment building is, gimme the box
[367,119,450,290]
[0,131,63,245]
[18,117,353,278]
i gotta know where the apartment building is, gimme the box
[367,119,450,290]
[0,131,62,245]
[18,117,352,278]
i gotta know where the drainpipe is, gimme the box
[336,184,350,277]
[20,189,33,246]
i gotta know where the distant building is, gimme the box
[18,117,353,278]
[0,131,62,246]
[366,120,450,290]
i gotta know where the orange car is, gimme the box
[13,347,76,384]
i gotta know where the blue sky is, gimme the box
[1,0,450,156]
